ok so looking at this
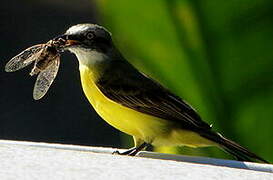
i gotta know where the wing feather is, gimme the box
[96,61,211,130]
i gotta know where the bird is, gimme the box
[55,23,268,163]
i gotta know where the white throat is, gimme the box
[68,48,108,67]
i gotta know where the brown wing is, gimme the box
[5,44,44,72]
[96,60,211,130]
[33,55,60,100]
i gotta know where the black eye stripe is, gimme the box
[94,37,110,44]
[67,34,84,41]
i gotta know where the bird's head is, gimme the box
[55,24,114,65]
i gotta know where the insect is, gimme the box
[5,40,64,100]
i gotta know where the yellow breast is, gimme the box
[79,64,215,147]
[79,65,168,141]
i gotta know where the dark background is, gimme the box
[0,0,123,147]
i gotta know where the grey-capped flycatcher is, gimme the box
[55,24,267,163]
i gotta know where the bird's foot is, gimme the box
[112,142,149,156]
[112,148,136,156]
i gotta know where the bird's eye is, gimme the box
[86,32,94,40]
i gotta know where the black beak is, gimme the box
[53,34,80,47]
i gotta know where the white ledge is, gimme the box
[0,140,272,180]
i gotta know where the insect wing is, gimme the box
[5,44,44,72]
[33,55,60,100]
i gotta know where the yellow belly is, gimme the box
[79,65,215,147]
[79,65,169,142]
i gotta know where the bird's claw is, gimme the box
[112,150,122,155]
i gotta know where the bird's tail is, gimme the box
[200,131,268,163]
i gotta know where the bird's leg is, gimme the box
[127,142,149,156]
[113,147,137,155]
[113,142,149,156]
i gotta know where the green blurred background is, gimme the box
[96,0,273,161]
[0,0,272,162]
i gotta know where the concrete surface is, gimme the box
[0,140,272,180]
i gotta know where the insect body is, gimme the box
[5,40,63,100]
[29,43,59,76]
